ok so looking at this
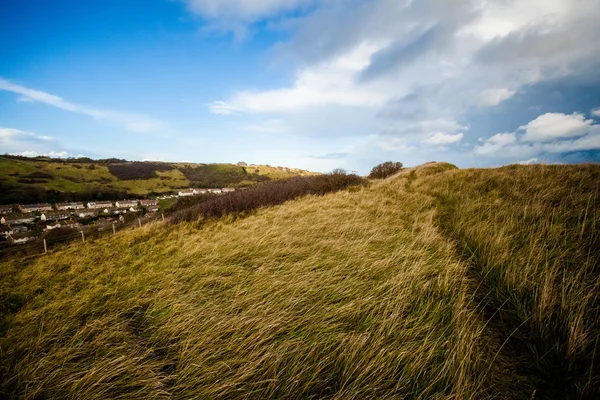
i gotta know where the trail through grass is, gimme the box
[1,162,598,399]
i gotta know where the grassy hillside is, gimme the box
[0,156,315,204]
[0,163,598,399]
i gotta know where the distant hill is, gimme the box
[1,162,599,398]
[0,155,315,204]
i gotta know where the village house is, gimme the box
[221,188,235,193]
[208,188,222,194]
[115,200,139,208]
[236,161,247,166]
[55,202,85,210]
[2,216,35,225]
[19,203,53,213]
[77,210,97,218]
[45,222,63,231]
[140,199,159,207]
[87,201,114,209]
[0,205,15,215]
[7,232,37,245]
[178,190,195,197]
[147,206,160,213]
[40,212,70,222]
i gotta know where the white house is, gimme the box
[140,199,159,206]
[56,202,85,210]
[208,188,222,194]
[116,200,138,208]
[87,201,114,209]
[7,232,36,245]
[178,190,195,197]
[221,188,235,193]
[19,203,53,213]
[0,205,14,215]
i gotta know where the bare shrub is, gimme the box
[170,171,366,224]
[368,161,403,179]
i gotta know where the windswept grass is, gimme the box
[415,163,600,399]
[0,162,598,399]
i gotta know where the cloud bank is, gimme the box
[200,0,600,167]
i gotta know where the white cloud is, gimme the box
[213,41,388,113]
[0,127,53,143]
[520,112,593,142]
[475,111,600,159]
[0,77,165,133]
[516,158,540,165]
[423,132,464,145]
[206,0,600,146]
[477,88,516,106]
[475,132,518,155]
[592,107,600,117]
[14,150,69,158]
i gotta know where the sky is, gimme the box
[1,0,600,174]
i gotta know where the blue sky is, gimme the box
[1,0,600,173]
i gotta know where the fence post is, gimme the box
[162,213,165,222]
[112,223,116,235]
[80,231,85,242]
[43,239,47,254]
[138,218,142,228]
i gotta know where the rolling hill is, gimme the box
[0,155,315,205]
[0,162,599,399]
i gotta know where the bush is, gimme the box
[368,161,403,179]
[170,170,367,224]
[108,162,174,180]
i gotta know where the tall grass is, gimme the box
[0,162,598,399]
[416,163,600,399]
[0,165,513,399]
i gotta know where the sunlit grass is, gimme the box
[1,162,598,399]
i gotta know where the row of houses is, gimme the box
[177,188,235,197]
[1,199,161,215]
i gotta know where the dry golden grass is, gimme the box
[1,162,598,399]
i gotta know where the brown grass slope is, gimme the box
[0,162,598,399]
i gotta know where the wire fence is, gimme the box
[0,213,166,261]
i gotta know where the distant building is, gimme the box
[0,205,14,215]
[178,190,195,197]
[41,212,70,222]
[140,199,159,207]
[115,200,139,208]
[56,202,85,210]
[87,201,114,209]
[3,216,35,225]
[221,188,235,193]
[208,188,222,194]
[7,232,37,245]
[237,161,247,166]
[19,203,53,213]
[77,211,97,218]
[45,223,63,231]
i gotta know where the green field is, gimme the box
[0,162,598,399]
